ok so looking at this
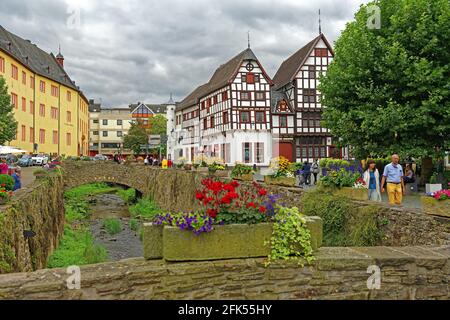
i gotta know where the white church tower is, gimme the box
[166,93,176,160]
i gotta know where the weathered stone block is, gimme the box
[161,217,322,262]
[264,175,296,187]
[142,223,163,260]
[421,196,450,218]
[331,187,368,201]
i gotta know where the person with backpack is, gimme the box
[302,161,311,186]
[311,159,320,185]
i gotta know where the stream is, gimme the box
[88,193,143,261]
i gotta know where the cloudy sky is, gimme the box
[0,0,369,107]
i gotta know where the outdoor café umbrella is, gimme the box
[0,146,28,154]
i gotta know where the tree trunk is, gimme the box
[420,156,433,186]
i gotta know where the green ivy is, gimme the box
[267,206,315,266]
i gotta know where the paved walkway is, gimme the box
[19,166,36,188]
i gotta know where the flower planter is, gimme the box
[425,184,443,194]
[213,170,229,178]
[232,173,254,181]
[196,167,209,173]
[142,217,323,261]
[331,187,368,201]
[264,175,296,187]
[421,196,450,218]
[142,223,164,259]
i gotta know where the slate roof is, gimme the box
[273,34,333,90]
[0,25,81,91]
[129,103,168,115]
[176,48,269,111]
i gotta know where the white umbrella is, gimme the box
[0,146,28,154]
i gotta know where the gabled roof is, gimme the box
[272,33,334,90]
[176,83,209,111]
[129,103,168,115]
[177,48,273,112]
[0,25,80,91]
[271,89,294,114]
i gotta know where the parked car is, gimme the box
[31,154,49,166]
[18,154,33,167]
[93,154,108,161]
[0,154,18,165]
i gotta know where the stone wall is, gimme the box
[0,173,65,274]
[61,162,450,247]
[0,246,447,300]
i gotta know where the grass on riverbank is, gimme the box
[47,225,107,268]
[47,183,113,268]
[103,218,122,235]
[129,198,162,221]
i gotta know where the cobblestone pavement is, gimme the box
[18,166,36,187]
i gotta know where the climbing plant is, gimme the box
[267,206,315,266]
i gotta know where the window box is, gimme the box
[143,218,322,261]
[421,196,449,218]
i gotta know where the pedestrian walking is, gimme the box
[302,162,311,186]
[363,160,381,202]
[381,154,405,205]
[11,167,22,191]
[0,158,8,174]
[311,159,320,185]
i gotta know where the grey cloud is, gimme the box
[0,0,370,106]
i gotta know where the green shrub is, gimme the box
[65,201,90,223]
[301,190,382,246]
[0,174,15,191]
[47,225,107,268]
[117,188,136,204]
[64,183,115,201]
[231,163,253,177]
[129,198,162,221]
[103,218,122,235]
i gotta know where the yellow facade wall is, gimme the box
[0,49,89,157]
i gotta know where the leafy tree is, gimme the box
[0,77,18,145]
[148,114,167,135]
[123,122,148,155]
[320,0,450,181]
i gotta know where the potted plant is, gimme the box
[231,163,254,181]
[142,178,322,261]
[184,163,192,171]
[0,176,14,205]
[264,156,296,187]
[421,189,450,217]
[425,173,442,194]
[319,166,367,201]
[208,162,227,177]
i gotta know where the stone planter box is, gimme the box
[143,217,322,261]
[232,173,254,181]
[212,170,229,178]
[264,175,296,187]
[142,223,164,259]
[425,184,442,194]
[421,196,450,218]
[330,187,368,201]
[196,167,209,173]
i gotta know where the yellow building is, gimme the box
[0,25,89,156]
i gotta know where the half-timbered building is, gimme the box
[168,33,343,166]
[272,33,337,163]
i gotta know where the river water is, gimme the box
[88,193,143,261]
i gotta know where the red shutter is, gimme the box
[247,73,254,84]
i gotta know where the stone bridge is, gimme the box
[0,161,449,299]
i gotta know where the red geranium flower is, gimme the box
[196,191,205,201]
[230,181,239,188]
[206,209,217,218]
[246,202,256,209]
[259,206,266,213]
[1,183,5,187]
[258,188,267,196]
